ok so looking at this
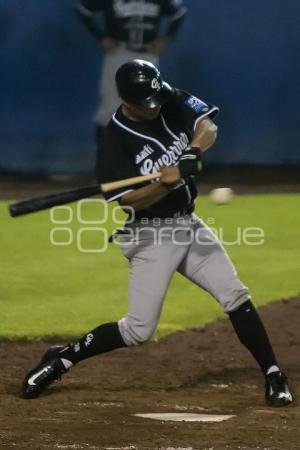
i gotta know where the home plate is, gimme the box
[134,413,235,423]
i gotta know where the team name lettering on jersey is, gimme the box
[140,132,189,175]
[136,144,155,164]
[113,0,160,18]
[185,96,209,114]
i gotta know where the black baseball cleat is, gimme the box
[40,345,65,364]
[21,345,68,399]
[265,371,294,407]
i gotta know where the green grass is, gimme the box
[0,194,299,339]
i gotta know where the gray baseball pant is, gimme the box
[118,215,250,346]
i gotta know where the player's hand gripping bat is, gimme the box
[9,172,162,217]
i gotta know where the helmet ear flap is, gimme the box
[115,59,173,108]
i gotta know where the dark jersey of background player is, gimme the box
[76,0,187,52]
[96,90,219,219]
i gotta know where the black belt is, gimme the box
[108,228,130,243]
[127,44,149,53]
[108,204,195,243]
[114,40,151,53]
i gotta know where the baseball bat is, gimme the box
[9,172,162,217]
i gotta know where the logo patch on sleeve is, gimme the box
[185,96,209,114]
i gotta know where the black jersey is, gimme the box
[97,89,219,219]
[78,0,186,51]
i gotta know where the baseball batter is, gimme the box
[22,60,293,407]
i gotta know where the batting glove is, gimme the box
[178,146,203,178]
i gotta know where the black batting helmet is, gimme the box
[115,59,174,109]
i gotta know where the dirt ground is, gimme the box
[0,297,299,450]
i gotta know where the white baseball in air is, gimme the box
[209,187,234,205]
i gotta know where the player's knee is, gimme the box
[118,317,156,346]
[220,285,251,314]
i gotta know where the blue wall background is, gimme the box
[1,0,299,174]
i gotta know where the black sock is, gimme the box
[229,300,277,374]
[59,322,126,365]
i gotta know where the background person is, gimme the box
[75,0,187,171]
